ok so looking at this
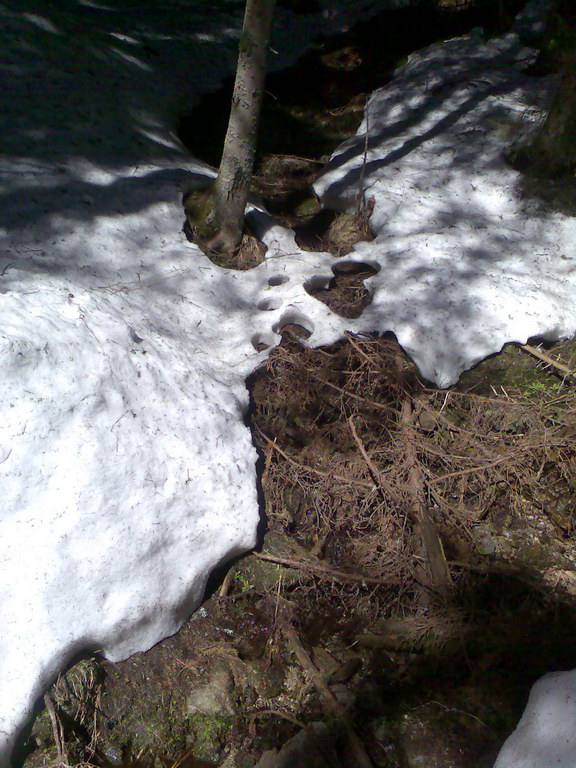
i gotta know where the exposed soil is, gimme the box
[21,2,576,768]
[304,260,379,318]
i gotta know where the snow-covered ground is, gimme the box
[494,670,576,768]
[313,3,576,386]
[1,0,575,764]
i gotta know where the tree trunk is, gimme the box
[530,53,576,176]
[209,0,276,254]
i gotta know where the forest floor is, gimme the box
[22,2,576,767]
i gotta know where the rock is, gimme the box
[330,683,356,712]
[398,708,466,768]
[397,701,495,768]
[253,723,343,768]
[188,665,236,718]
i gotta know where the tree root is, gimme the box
[400,397,453,600]
[283,624,375,768]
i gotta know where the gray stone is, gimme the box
[187,665,236,717]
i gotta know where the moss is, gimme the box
[102,684,189,756]
[455,341,576,399]
[189,714,233,761]
[239,31,255,57]
[294,194,321,218]
[235,531,315,592]
[183,184,219,243]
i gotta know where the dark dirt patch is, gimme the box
[178,0,526,265]
[179,0,525,168]
[304,261,379,318]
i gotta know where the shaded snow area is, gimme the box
[1,0,575,765]
[0,0,409,762]
[314,2,576,387]
[494,670,576,768]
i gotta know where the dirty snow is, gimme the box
[0,0,575,765]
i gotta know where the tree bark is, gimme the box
[209,0,276,254]
[530,53,576,176]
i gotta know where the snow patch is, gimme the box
[1,0,575,764]
[312,8,576,386]
[494,670,576,768]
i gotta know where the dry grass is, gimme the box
[251,332,576,622]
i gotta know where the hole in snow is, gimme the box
[304,274,332,292]
[268,274,290,287]
[251,332,276,352]
[305,261,379,319]
[257,298,282,311]
[272,309,314,339]
[332,260,380,276]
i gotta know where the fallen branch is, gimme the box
[258,153,324,165]
[256,430,375,491]
[253,551,402,587]
[284,625,341,709]
[400,397,453,599]
[521,343,575,380]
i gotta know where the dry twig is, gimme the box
[248,708,308,731]
[44,693,68,766]
[429,455,518,485]
[344,332,376,366]
[304,370,399,415]
[257,430,375,490]
[253,551,402,587]
[347,416,401,503]
[521,343,575,379]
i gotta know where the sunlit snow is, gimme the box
[0,0,575,765]
[313,2,576,386]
